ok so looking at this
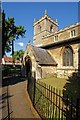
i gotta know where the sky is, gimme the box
[2,2,79,56]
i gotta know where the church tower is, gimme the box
[33,10,58,46]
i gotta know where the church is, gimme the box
[23,10,80,80]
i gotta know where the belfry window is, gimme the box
[63,47,73,66]
[38,25,41,31]
[50,25,53,32]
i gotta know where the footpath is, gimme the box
[2,76,40,119]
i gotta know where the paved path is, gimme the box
[0,86,8,119]
[9,77,35,118]
[3,76,35,119]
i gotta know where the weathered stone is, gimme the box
[23,12,80,79]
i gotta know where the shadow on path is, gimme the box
[2,76,27,87]
[2,76,28,119]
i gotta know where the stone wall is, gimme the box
[33,14,58,46]
[34,21,80,47]
[23,44,57,80]
[57,67,76,78]
[23,42,79,79]
[23,44,37,77]
[23,13,80,79]
[47,43,79,78]
[41,66,57,78]
[40,23,80,46]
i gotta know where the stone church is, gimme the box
[23,11,80,80]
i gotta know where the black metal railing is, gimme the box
[27,76,80,120]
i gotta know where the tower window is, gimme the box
[63,47,73,66]
[71,30,76,37]
[54,35,58,41]
[38,25,41,31]
[50,25,53,32]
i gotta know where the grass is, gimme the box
[39,76,68,91]
[35,79,67,119]
[28,76,80,119]
[39,76,80,102]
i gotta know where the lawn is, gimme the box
[39,76,80,101]
[39,76,68,91]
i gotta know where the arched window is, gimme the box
[63,47,73,66]
[50,25,53,32]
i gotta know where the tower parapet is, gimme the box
[33,10,58,46]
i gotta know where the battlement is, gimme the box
[34,14,58,27]
[33,10,80,47]
[59,22,80,33]
[42,22,80,39]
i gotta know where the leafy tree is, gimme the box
[13,50,24,62]
[2,10,26,57]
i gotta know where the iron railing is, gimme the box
[27,76,80,120]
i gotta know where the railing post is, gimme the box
[27,72,30,91]
[33,72,36,107]
[59,90,61,119]
[27,77,80,120]
[70,97,73,120]
[66,95,68,120]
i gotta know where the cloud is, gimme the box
[17,42,24,47]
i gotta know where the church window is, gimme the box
[71,30,76,37]
[63,47,73,66]
[38,25,41,31]
[54,35,58,41]
[50,25,53,32]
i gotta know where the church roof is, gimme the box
[32,46,57,66]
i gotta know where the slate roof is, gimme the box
[32,46,57,66]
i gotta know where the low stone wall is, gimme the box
[56,67,76,78]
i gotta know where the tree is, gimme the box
[13,50,24,62]
[2,10,26,57]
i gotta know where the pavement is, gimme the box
[2,76,40,119]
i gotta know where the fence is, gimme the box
[27,76,80,120]
[2,65,21,77]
